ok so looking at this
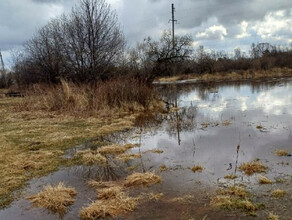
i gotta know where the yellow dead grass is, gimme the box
[98,144,135,155]
[191,165,203,173]
[87,180,118,189]
[78,150,107,166]
[97,186,123,200]
[116,153,142,162]
[274,150,290,156]
[271,189,286,198]
[27,182,77,218]
[224,174,237,180]
[0,96,149,208]
[268,212,279,220]
[124,172,161,187]
[80,191,137,220]
[239,160,267,176]
[258,175,272,184]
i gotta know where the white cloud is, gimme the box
[196,25,227,40]
[252,9,292,41]
[236,21,250,39]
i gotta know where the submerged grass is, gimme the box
[271,189,286,198]
[80,191,137,220]
[268,212,279,220]
[27,182,77,218]
[116,153,142,162]
[239,160,268,176]
[258,175,272,184]
[224,174,238,180]
[124,172,161,187]
[274,149,290,156]
[211,185,264,216]
[191,165,203,173]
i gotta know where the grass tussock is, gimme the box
[97,186,123,200]
[268,212,279,220]
[191,165,203,173]
[159,164,167,171]
[78,150,107,166]
[224,174,238,180]
[87,180,117,189]
[211,185,264,216]
[98,144,135,155]
[274,149,290,156]
[218,186,248,198]
[145,149,164,154]
[256,125,263,129]
[80,191,137,220]
[116,153,141,162]
[271,189,286,198]
[258,175,272,184]
[239,160,268,176]
[27,182,77,217]
[124,172,161,187]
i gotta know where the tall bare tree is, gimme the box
[15,0,125,84]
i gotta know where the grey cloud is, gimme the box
[1,0,292,63]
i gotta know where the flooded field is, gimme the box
[1,78,292,219]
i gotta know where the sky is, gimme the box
[1,0,292,67]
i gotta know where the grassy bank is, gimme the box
[0,79,162,208]
[155,68,292,83]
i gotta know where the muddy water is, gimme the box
[1,78,292,220]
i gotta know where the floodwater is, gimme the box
[1,78,292,219]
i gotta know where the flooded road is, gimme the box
[1,78,292,219]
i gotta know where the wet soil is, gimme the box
[1,78,292,220]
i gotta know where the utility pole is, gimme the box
[170,3,177,50]
[0,50,5,73]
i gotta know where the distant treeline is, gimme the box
[1,0,292,88]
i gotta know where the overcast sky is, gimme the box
[1,0,292,66]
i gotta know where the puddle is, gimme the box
[1,78,292,219]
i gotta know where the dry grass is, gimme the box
[274,150,290,156]
[160,164,167,171]
[155,68,292,83]
[211,196,259,214]
[27,182,77,217]
[224,174,238,180]
[239,160,268,176]
[87,180,117,189]
[124,172,161,187]
[211,185,264,216]
[218,186,248,198]
[78,150,107,166]
[222,120,231,126]
[191,165,203,173]
[256,125,263,129]
[258,175,272,184]
[268,212,279,220]
[97,186,123,200]
[21,78,158,115]
[145,149,164,154]
[147,193,164,201]
[0,85,160,208]
[116,153,141,162]
[98,144,135,155]
[80,191,137,220]
[271,189,286,198]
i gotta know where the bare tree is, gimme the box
[15,0,125,84]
